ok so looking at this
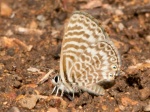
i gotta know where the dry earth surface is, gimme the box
[0,0,150,112]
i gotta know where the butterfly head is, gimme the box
[52,75,61,85]
[52,75,66,91]
[51,75,65,92]
[103,64,120,82]
[51,75,72,96]
[111,64,120,76]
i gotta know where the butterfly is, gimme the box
[51,11,121,98]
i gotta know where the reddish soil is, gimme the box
[0,0,150,112]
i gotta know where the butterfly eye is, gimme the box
[112,65,117,70]
[54,75,59,83]
[109,73,113,77]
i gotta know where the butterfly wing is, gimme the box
[59,11,121,95]
[60,11,110,83]
[69,40,120,95]
[70,40,120,83]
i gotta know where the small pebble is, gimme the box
[49,96,67,109]
[58,12,67,21]
[13,80,21,88]
[37,15,46,21]
[27,67,40,73]
[51,18,61,28]
[1,2,12,17]
[144,102,150,112]
[119,105,125,111]
[118,23,125,31]
[13,75,23,81]
[115,9,124,15]
[7,107,20,112]
[49,99,61,107]
[48,108,58,112]
[7,48,15,56]
[140,87,150,100]
[18,95,38,109]
[146,35,150,43]
[0,63,4,70]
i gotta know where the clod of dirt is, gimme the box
[12,75,23,88]
[140,87,150,100]
[13,80,22,88]
[7,106,20,112]
[0,36,32,51]
[18,95,38,109]
[144,101,150,112]
[49,98,61,107]
[0,2,12,17]
[146,35,150,43]
[121,96,138,106]
[48,96,68,109]
[118,23,125,31]
[37,15,46,22]
[75,92,92,107]
[80,0,102,9]
[6,48,15,56]
[48,108,58,112]
[118,105,126,111]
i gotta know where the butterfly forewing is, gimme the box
[54,11,121,96]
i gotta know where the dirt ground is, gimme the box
[0,0,150,112]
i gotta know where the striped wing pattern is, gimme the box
[53,11,121,96]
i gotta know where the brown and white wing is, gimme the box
[59,11,108,83]
[59,11,120,85]
[69,40,120,95]
[70,40,120,84]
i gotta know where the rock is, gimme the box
[48,96,68,109]
[12,75,23,88]
[121,97,138,106]
[75,92,92,106]
[13,80,21,88]
[0,2,12,17]
[144,102,150,112]
[140,87,150,100]
[7,107,20,112]
[18,95,38,109]
[115,9,124,15]
[146,35,150,43]
[29,20,38,29]
[119,105,125,111]
[7,48,15,56]
[27,67,40,73]
[118,23,125,31]
[37,15,46,22]
[49,98,61,107]
[102,105,107,111]
[0,63,4,70]
[47,108,58,112]
[80,0,102,9]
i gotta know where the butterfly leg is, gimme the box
[60,89,64,97]
[51,86,57,95]
[51,86,63,96]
